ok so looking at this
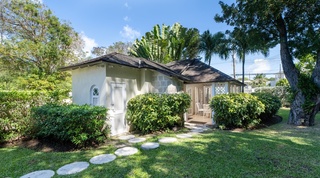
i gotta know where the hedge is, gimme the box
[210,93,265,129]
[254,86,291,107]
[252,92,281,121]
[127,93,191,134]
[31,104,108,147]
[0,91,48,142]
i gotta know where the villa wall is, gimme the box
[152,72,182,93]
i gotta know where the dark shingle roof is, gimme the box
[60,53,190,81]
[60,53,243,85]
[166,59,244,85]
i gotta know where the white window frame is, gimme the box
[90,85,100,106]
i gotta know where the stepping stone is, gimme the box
[57,162,89,175]
[128,137,146,143]
[190,128,204,133]
[141,142,159,150]
[20,170,55,178]
[118,135,135,140]
[176,133,193,138]
[89,154,116,165]
[158,137,178,143]
[115,146,138,156]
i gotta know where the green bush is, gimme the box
[31,104,108,147]
[0,91,48,142]
[254,86,291,107]
[127,93,191,134]
[252,92,281,121]
[210,93,265,129]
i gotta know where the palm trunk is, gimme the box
[232,50,236,79]
[241,52,245,93]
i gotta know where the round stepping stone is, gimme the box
[118,135,135,140]
[89,154,116,165]
[115,146,138,156]
[176,133,193,138]
[141,142,159,150]
[20,170,55,178]
[158,137,178,143]
[57,161,89,175]
[190,128,204,133]
[128,137,146,143]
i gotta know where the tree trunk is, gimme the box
[276,16,319,126]
[232,50,236,79]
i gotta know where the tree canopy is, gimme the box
[0,0,84,75]
[215,0,320,125]
[129,23,200,63]
[199,30,228,66]
[91,41,132,56]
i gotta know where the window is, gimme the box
[215,83,226,95]
[90,85,99,106]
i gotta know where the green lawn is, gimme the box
[1,108,320,178]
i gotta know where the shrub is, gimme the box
[0,91,48,142]
[254,86,291,107]
[210,93,265,129]
[127,93,191,134]
[31,104,108,147]
[252,92,281,121]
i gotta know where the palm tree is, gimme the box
[129,23,200,63]
[227,27,269,92]
[199,30,228,66]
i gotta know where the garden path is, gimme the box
[20,124,209,178]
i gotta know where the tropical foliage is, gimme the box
[199,30,229,66]
[252,74,268,87]
[129,23,200,63]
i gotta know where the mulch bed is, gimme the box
[1,115,283,152]
[0,137,77,152]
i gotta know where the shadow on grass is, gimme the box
[54,130,320,178]
[2,111,320,177]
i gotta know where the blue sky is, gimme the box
[43,0,281,77]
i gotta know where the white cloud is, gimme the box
[248,59,271,73]
[124,2,130,9]
[124,16,130,21]
[120,25,140,41]
[80,32,98,57]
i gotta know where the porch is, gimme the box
[186,114,214,126]
[184,82,240,116]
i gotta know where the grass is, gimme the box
[1,108,320,177]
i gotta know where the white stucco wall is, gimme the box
[71,63,184,135]
[71,65,107,106]
[105,65,141,108]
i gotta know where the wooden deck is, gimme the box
[186,114,214,126]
